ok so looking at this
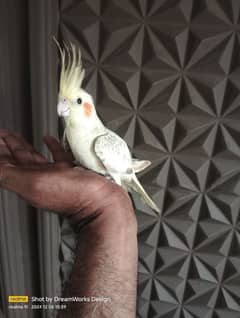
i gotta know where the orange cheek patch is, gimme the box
[83,102,92,117]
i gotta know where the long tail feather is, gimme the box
[126,175,160,213]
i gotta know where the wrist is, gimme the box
[61,192,138,317]
[97,188,137,232]
[70,184,137,235]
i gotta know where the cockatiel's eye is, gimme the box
[77,98,82,105]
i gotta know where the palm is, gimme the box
[0,130,127,219]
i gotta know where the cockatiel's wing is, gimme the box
[94,130,133,185]
[94,130,160,213]
[94,131,151,176]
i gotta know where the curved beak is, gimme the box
[57,102,70,117]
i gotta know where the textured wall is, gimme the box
[0,1,240,318]
[59,0,240,317]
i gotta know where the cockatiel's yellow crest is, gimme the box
[56,40,85,100]
[55,39,160,213]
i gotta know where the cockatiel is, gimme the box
[56,42,160,213]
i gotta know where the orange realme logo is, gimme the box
[8,296,28,303]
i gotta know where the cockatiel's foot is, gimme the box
[105,175,114,181]
[73,165,82,170]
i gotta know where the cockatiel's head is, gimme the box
[56,42,96,123]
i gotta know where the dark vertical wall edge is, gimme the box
[28,1,60,317]
[0,0,41,317]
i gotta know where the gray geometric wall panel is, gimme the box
[59,0,240,317]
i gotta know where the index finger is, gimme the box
[44,136,74,165]
[4,134,47,165]
[0,139,15,164]
[0,130,15,164]
[0,129,47,164]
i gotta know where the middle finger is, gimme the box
[0,138,15,164]
[4,135,47,165]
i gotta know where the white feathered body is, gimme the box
[63,104,160,213]
[65,121,106,175]
[64,114,133,179]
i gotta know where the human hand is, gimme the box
[0,129,137,317]
[0,129,133,223]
